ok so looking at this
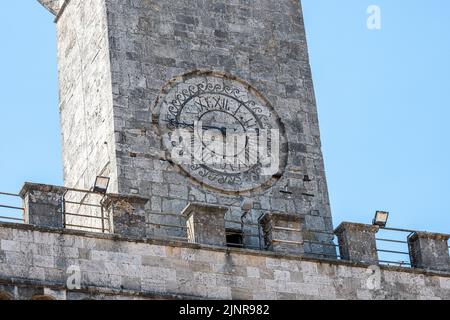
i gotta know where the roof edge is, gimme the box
[37,0,64,16]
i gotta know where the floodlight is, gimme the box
[93,176,110,194]
[373,211,389,228]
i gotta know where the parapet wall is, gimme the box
[1,223,449,300]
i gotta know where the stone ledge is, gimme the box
[181,202,229,217]
[335,222,379,234]
[409,231,450,242]
[261,212,305,224]
[101,193,150,209]
[1,221,449,278]
[19,182,67,198]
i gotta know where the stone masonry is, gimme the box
[42,0,335,255]
[17,0,447,301]
[0,223,449,300]
[55,0,118,193]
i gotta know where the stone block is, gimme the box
[20,183,67,229]
[182,203,228,247]
[335,222,379,264]
[408,232,450,272]
[260,213,304,255]
[102,194,149,238]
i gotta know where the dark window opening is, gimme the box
[226,229,244,248]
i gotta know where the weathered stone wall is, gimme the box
[1,223,449,300]
[102,0,334,252]
[38,0,337,253]
[37,0,337,254]
[56,0,118,192]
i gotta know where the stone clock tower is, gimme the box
[38,0,335,255]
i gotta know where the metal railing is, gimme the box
[0,188,110,233]
[302,229,342,260]
[144,211,341,257]
[62,188,110,234]
[2,186,448,268]
[304,226,449,268]
[375,227,414,267]
[304,227,421,267]
[146,211,263,250]
[0,192,25,224]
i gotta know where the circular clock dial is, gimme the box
[156,72,286,193]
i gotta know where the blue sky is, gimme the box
[0,1,449,235]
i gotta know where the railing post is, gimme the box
[408,232,450,272]
[182,203,228,247]
[61,190,67,228]
[19,183,67,229]
[101,205,105,233]
[335,222,379,264]
[260,213,304,255]
[101,194,148,238]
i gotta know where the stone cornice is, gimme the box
[335,222,380,234]
[409,231,450,242]
[101,193,150,209]
[19,182,68,198]
[261,212,305,224]
[181,202,229,217]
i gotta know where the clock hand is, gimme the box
[162,119,194,129]
[162,120,252,138]
[163,119,226,133]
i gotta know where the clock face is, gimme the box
[155,72,287,193]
